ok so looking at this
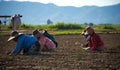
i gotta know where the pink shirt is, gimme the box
[38,35,56,50]
[88,32,104,50]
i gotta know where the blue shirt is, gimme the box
[11,34,37,55]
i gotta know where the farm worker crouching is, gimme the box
[7,31,40,55]
[80,26,105,51]
[81,29,90,47]
[33,30,57,51]
[42,29,58,47]
[81,30,90,41]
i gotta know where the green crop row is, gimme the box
[1,22,120,34]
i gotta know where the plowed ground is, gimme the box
[0,31,120,70]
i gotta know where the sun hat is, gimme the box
[39,29,45,34]
[85,26,94,31]
[33,29,45,36]
[7,31,23,41]
[85,26,92,30]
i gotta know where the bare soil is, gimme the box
[0,31,120,70]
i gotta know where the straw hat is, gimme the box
[8,31,23,41]
[85,26,91,30]
[33,30,45,36]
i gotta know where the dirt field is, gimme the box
[0,31,120,70]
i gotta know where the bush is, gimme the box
[21,24,34,29]
[50,22,82,30]
[103,25,114,29]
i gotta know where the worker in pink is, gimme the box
[33,30,56,51]
[81,26,104,51]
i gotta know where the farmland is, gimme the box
[0,30,120,70]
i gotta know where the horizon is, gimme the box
[1,0,120,7]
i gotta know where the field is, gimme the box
[0,30,120,70]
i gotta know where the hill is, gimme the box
[0,1,120,25]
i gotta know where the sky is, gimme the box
[2,0,120,7]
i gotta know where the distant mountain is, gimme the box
[0,1,120,25]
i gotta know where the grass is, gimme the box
[1,22,120,35]
[51,30,82,35]
[94,24,120,33]
[20,22,83,30]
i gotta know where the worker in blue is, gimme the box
[7,31,40,55]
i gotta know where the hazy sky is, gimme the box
[3,0,120,7]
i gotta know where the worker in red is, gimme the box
[81,26,105,51]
